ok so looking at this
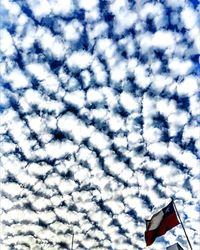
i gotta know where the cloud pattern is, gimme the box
[0,0,200,249]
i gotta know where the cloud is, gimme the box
[0,0,200,249]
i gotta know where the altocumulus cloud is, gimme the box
[0,0,200,249]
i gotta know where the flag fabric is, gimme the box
[145,201,180,246]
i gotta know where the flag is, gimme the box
[145,201,180,246]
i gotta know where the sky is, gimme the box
[0,0,200,249]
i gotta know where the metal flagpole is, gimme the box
[71,231,74,250]
[172,199,193,250]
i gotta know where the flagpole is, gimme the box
[71,231,74,250]
[172,199,193,250]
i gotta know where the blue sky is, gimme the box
[0,0,200,249]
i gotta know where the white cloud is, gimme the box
[62,20,83,41]
[85,7,99,22]
[96,38,116,58]
[45,141,78,158]
[45,173,61,187]
[148,142,168,157]
[88,21,108,40]
[168,58,193,76]
[139,32,153,53]
[168,110,189,127]
[169,58,192,75]
[87,88,104,103]
[166,0,186,7]
[152,74,173,92]
[65,90,85,108]
[128,131,143,144]
[106,200,124,214]
[38,211,56,224]
[181,6,198,29]
[108,114,125,132]
[67,51,93,69]
[181,151,199,174]
[183,125,200,141]
[81,70,91,87]
[111,61,127,82]
[1,198,13,210]
[91,58,107,84]
[189,27,200,52]
[79,0,98,11]
[33,197,51,210]
[127,58,138,72]
[105,157,126,176]
[7,69,29,88]
[0,29,15,56]
[120,168,134,183]
[140,2,163,20]
[58,113,93,143]
[143,127,162,143]
[142,93,157,118]
[50,0,73,15]
[27,0,51,18]
[152,30,175,49]
[2,182,24,198]
[113,135,127,148]
[27,163,51,176]
[59,179,77,194]
[27,63,60,91]
[110,0,128,13]
[74,167,90,182]
[190,178,200,198]
[177,76,199,96]
[134,64,151,88]
[27,63,48,79]
[36,27,66,57]
[156,99,176,117]
[90,131,109,150]
[168,142,183,160]
[190,95,200,116]
[5,209,38,223]
[113,5,138,34]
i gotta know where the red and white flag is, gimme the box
[145,201,180,246]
